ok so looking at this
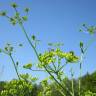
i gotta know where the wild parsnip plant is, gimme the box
[0,2,96,96]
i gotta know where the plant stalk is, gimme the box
[9,54,20,80]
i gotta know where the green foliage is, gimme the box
[81,72,96,93]
[0,82,6,92]
[84,90,96,96]
[0,79,33,96]
[20,73,38,83]
[39,48,79,67]
[0,72,96,96]
[39,79,52,96]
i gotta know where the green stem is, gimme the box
[30,69,44,71]
[9,54,20,80]
[84,38,96,53]
[72,79,74,96]
[1,49,20,80]
[78,52,84,96]
[44,66,66,96]
[70,67,74,96]
[52,62,57,71]
[79,62,81,96]
[19,23,39,58]
[56,86,66,96]
[57,63,67,72]
[57,56,61,69]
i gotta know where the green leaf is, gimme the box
[23,63,32,69]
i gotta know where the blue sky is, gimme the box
[0,0,96,81]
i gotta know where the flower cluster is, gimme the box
[80,24,96,35]
[64,51,79,63]
[4,43,13,54]
[39,48,79,66]
[0,3,30,26]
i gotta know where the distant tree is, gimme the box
[0,81,6,92]
[81,71,96,93]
